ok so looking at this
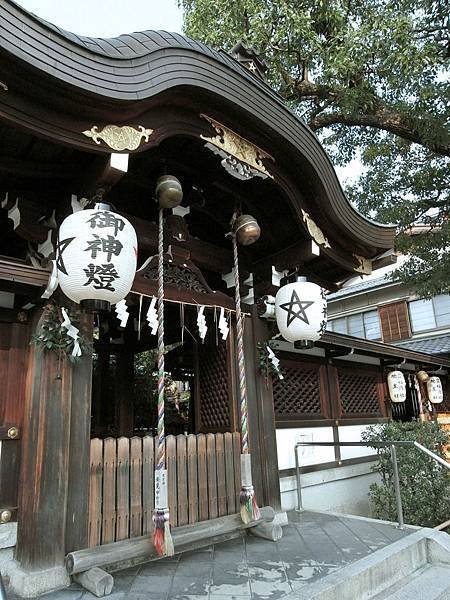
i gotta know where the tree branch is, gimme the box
[308,108,450,156]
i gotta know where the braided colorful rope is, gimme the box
[152,207,174,557]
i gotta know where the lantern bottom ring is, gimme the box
[294,340,314,350]
[80,299,111,313]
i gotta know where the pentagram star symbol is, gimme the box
[56,236,75,275]
[280,290,314,327]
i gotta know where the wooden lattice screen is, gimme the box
[197,340,232,432]
[273,359,326,419]
[337,366,383,416]
[88,432,241,548]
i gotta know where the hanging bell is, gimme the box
[156,175,183,209]
[233,214,261,246]
[416,370,429,383]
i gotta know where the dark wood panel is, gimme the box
[0,439,21,515]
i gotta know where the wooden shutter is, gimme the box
[378,301,411,342]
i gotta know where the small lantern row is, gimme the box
[387,370,443,404]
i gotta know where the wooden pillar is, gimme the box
[15,308,93,577]
[65,314,94,553]
[242,307,281,511]
[15,309,72,572]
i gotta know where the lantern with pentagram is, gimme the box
[275,277,327,343]
[56,203,137,311]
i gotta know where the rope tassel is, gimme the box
[152,508,174,557]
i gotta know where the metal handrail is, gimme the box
[294,440,450,530]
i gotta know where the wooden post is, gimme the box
[12,308,87,594]
[243,307,282,511]
[65,313,94,553]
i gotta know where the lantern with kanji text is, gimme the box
[387,370,407,403]
[56,204,137,311]
[427,376,443,404]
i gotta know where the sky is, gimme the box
[14,0,184,37]
[14,0,360,186]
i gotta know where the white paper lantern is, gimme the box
[387,370,407,403]
[275,279,327,343]
[56,207,137,307]
[427,376,443,404]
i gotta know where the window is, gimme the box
[409,295,450,333]
[327,310,381,341]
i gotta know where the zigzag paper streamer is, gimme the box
[61,307,82,357]
[115,299,130,328]
[197,305,207,340]
[146,297,158,335]
[267,346,283,380]
[218,307,229,341]
[41,259,59,299]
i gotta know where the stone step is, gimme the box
[291,528,450,600]
[370,563,450,600]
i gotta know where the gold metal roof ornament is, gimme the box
[353,254,372,275]
[301,209,331,248]
[82,124,153,151]
[200,114,273,180]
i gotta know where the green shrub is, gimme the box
[361,421,449,527]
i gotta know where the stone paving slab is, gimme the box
[5,511,414,600]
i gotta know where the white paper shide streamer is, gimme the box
[197,306,208,340]
[60,307,82,357]
[115,299,130,328]
[218,308,229,341]
[267,345,283,380]
[41,259,59,299]
[146,297,158,335]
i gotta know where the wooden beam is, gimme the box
[66,506,276,575]
[78,154,129,200]
[132,274,235,310]
[125,214,233,274]
[254,239,320,272]
[0,257,49,287]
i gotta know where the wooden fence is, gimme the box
[88,432,242,547]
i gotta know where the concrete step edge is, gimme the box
[285,529,450,600]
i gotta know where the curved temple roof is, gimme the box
[0,0,395,260]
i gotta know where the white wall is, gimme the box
[276,427,334,470]
[276,424,380,517]
[338,424,377,460]
[280,462,380,516]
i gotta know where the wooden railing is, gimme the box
[88,432,241,547]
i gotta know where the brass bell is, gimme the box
[416,370,429,383]
[156,175,183,209]
[233,214,261,246]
